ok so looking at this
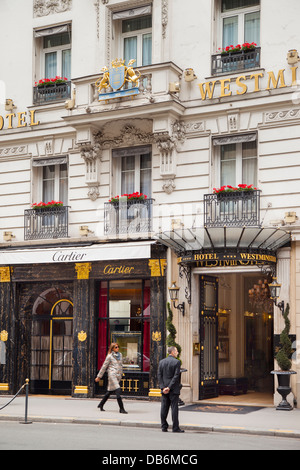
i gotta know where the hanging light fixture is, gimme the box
[268,277,285,315]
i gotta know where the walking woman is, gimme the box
[95,343,128,414]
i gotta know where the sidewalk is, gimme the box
[0,394,300,439]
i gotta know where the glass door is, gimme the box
[31,294,73,395]
[199,275,219,399]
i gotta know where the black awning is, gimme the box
[155,226,291,266]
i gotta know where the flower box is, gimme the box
[31,201,64,210]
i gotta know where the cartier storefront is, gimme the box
[0,241,167,398]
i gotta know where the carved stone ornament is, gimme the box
[162,179,176,194]
[148,259,167,277]
[0,267,11,283]
[33,0,72,17]
[75,263,92,280]
[79,142,102,200]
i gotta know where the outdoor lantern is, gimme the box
[168,281,185,316]
[268,277,285,315]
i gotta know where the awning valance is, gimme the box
[34,25,70,37]
[112,5,152,20]
[213,133,257,146]
[0,241,154,266]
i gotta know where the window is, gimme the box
[42,163,68,204]
[43,32,71,79]
[32,158,69,205]
[122,15,152,66]
[112,7,152,67]
[215,139,257,187]
[97,280,150,372]
[220,0,260,48]
[112,146,152,198]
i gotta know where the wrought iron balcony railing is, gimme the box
[104,198,154,237]
[204,191,261,228]
[33,81,71,105]
[24,206,69,240]
[211,48,261,75]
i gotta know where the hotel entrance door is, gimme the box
[199,275,219,399]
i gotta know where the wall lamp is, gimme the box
[268,277,285,315]
[168,281,185,316]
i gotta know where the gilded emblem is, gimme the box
[152,331,161,342]
[95,58,141,94]
[0,330,8,342]
[78,331,87,342]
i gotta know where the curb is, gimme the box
[1,415,300,439]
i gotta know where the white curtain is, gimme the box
[45,52,57,78]
[124,37,137,65]
[62,49,71,79]
[244,11,260,45]
[142,33,152,66]
[223,16,238,47]
[220,144,236,186]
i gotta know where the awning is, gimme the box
[155,226,291,266]
[34,25,70,38]
[0,241,154,266]
[112,5,152,20]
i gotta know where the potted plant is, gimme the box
[213,184,258,198]
[31,200,64,210]
[34,76,68,93]
[218,42,257,56]
[109,192,148,204]
[271,303,296,411]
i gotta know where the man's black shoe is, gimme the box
[173,429,185,433]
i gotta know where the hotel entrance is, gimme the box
[199,271,274,404]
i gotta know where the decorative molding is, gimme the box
[33,0,72,17]
[162,179,176,194]
[148,259,167,277]
[75,263,92,280]
[0,146,28,157]
[0,267,11,283]
[162,0,169,39]
[265,109,300,122]
[79,142,102,200]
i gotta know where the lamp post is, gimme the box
[168,281,185,316]
[268,277,285,315]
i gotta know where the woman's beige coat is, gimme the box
[97,352,123,391]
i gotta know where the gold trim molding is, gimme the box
[149,388,162,397]
[0,267,11,283]
[74,386,88,394]
[0,384,9,391]
[148,259,167,277]
[75,263,92,280]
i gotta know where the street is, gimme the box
[0,422,299,451]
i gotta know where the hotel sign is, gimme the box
[178,252,277,268]
[0,110,40,131]
[198,67,298,100]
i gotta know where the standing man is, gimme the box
[158,346,184,433]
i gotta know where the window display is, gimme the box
[97,279,150,372]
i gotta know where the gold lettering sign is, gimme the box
[0,110,40,131]
[103,265,135,275]
[198,67,297,101]
[178,252,277,267]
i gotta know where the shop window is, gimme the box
[112,6,152,67]
[97,280,150,372]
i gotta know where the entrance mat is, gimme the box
[180,404,265,414]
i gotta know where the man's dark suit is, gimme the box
[158,355,181,432]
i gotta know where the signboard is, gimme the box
[178,251,277,268]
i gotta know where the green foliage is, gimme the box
[276,303,292,371]
[166,302,182,360]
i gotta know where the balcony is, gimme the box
[104,198,154,237]
[33,81,71,105]
[204,190,261,228]
[211,48,261,76]
[24,206,69,240]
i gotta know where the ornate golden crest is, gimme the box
[0,330,8,342]
[78,331,87,342]
[95,58,141,94]
[152,331,161,342]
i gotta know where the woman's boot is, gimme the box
[98,391,110,411]
[117,397,128,414]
